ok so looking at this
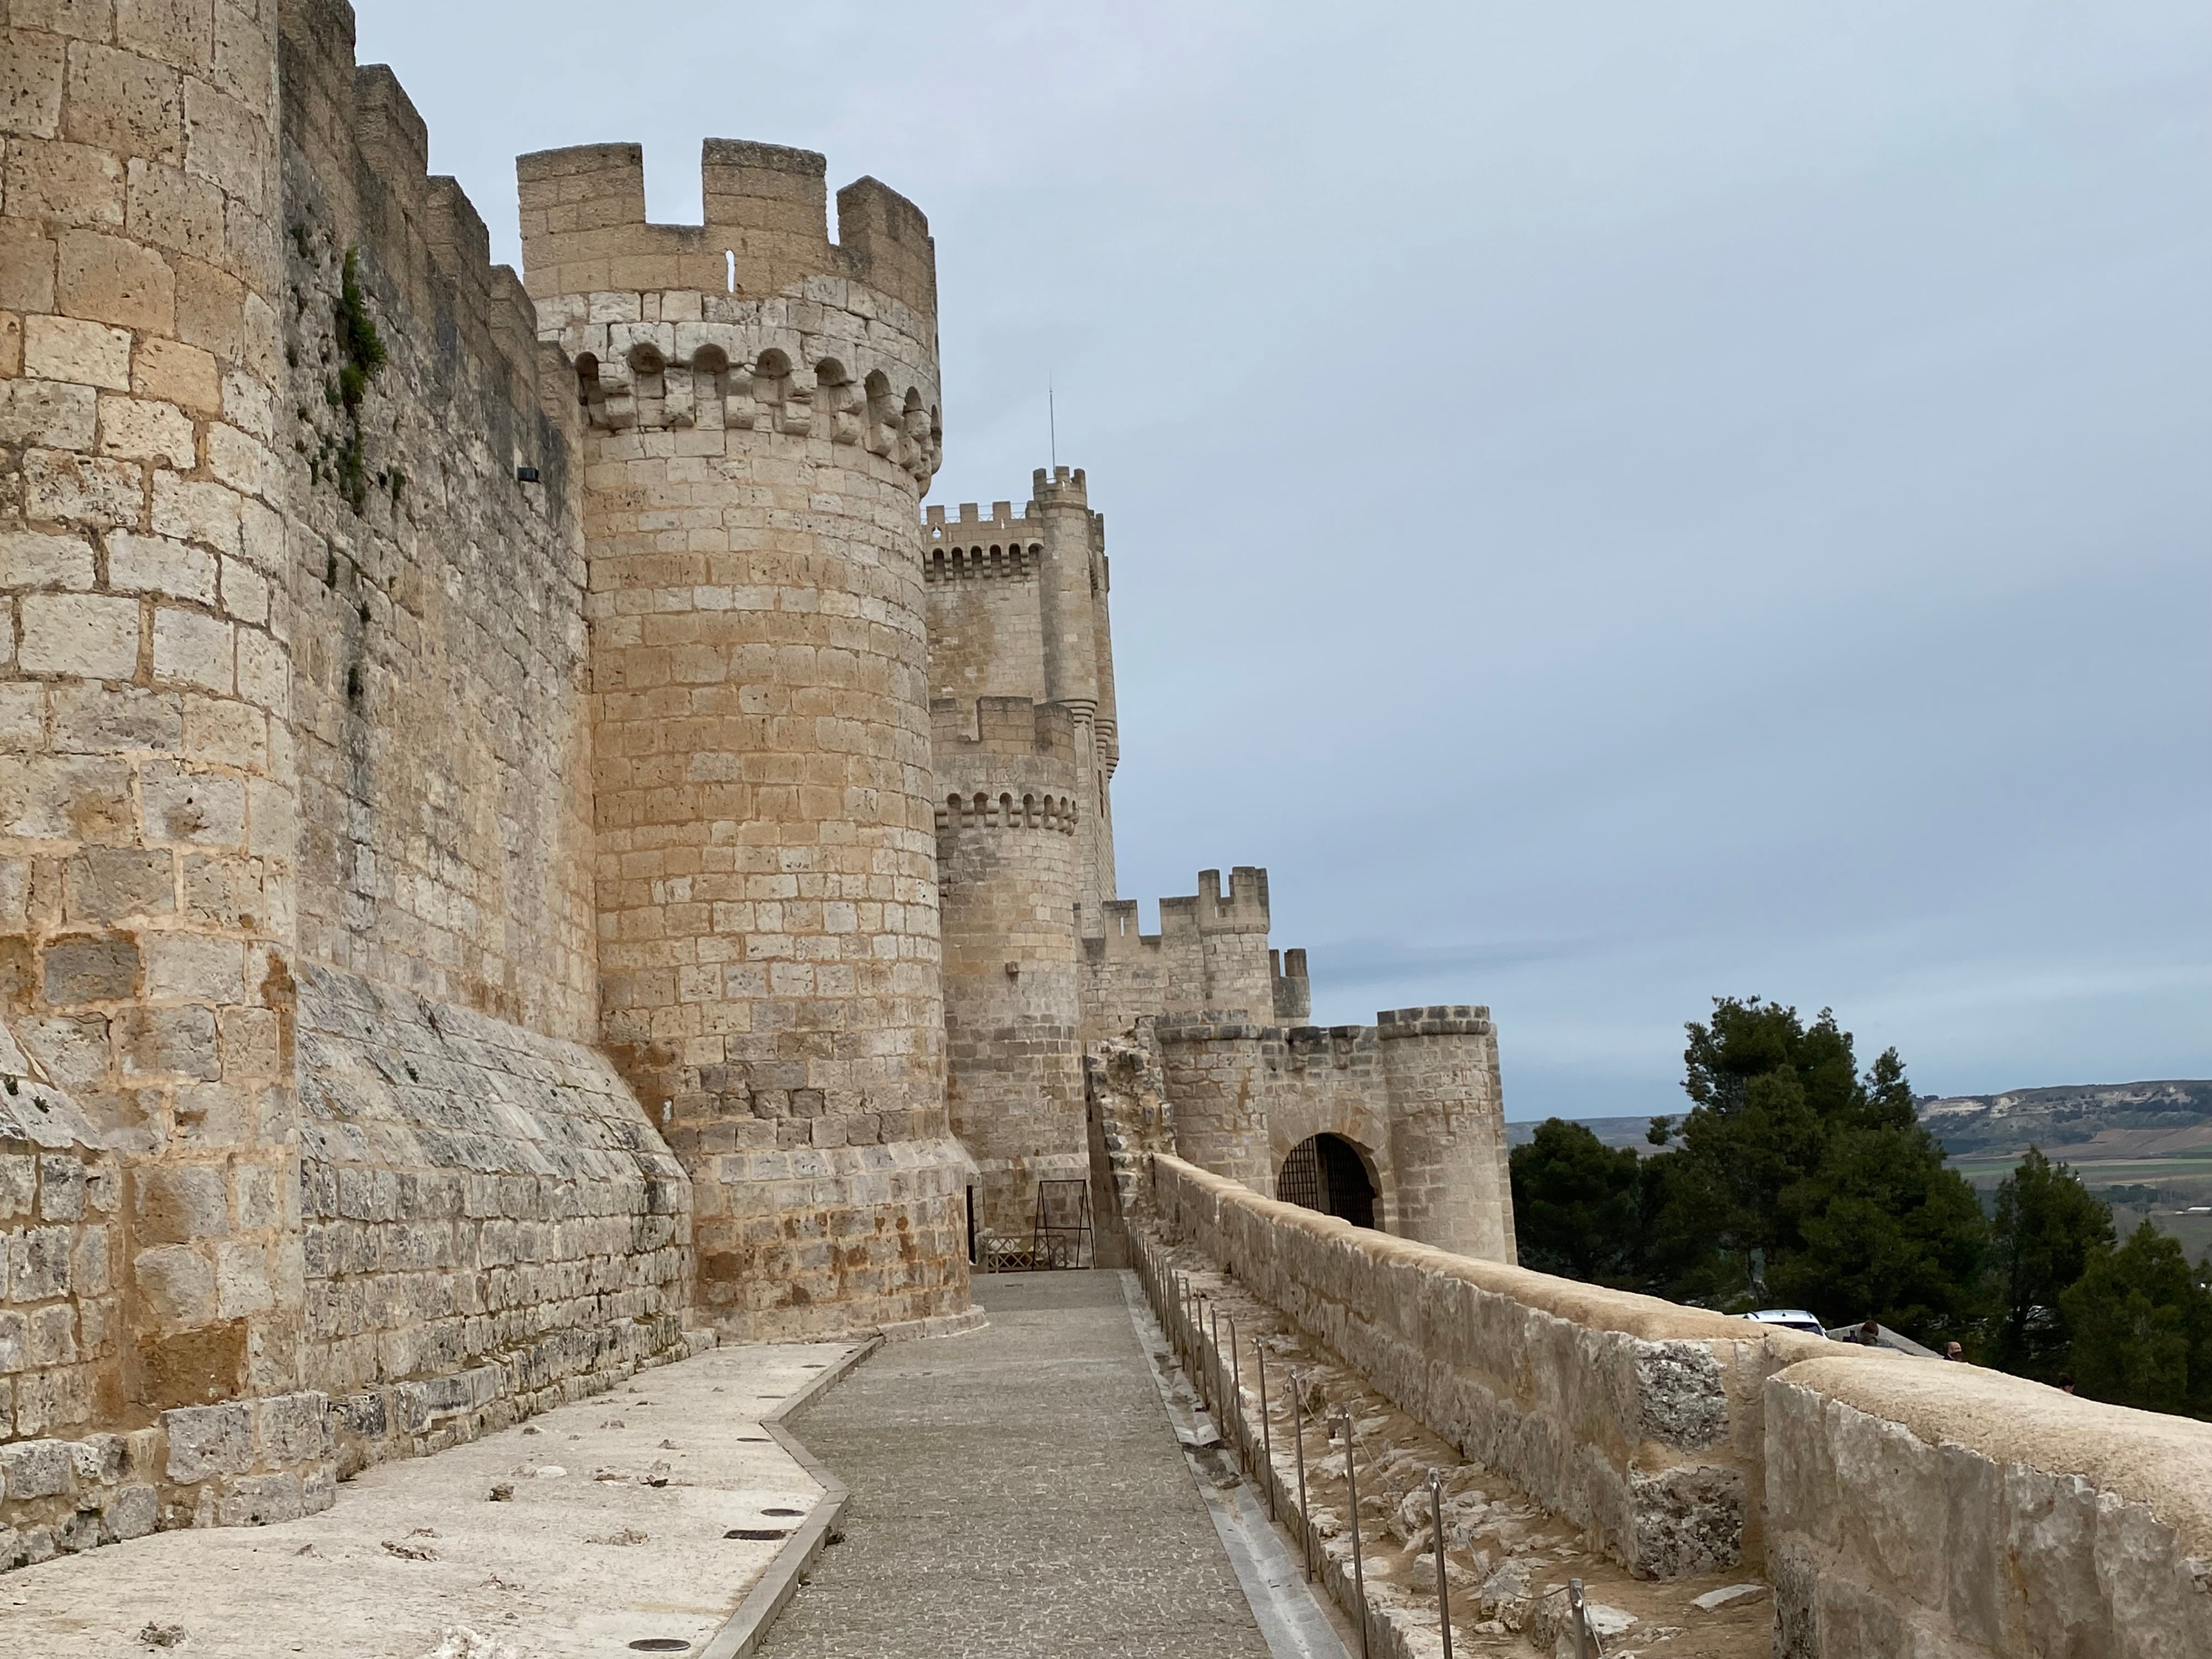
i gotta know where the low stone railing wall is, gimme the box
[1768,1358,2212,1657]
[1152,1153,2212,1649]
[1152,1154,1817,1577]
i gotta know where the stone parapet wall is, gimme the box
[1767,1357,2212,1658]
[1152,1153,1808,1578]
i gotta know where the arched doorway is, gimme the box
[1274,1133,1378,1229]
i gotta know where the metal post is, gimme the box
[1429,1467,1452,1659]
[1338,1410,1369,1659]
[1227,1316,1243,1474]
[1290,1368,1312,1582]
[1208,1303,1222,1422]
[1568,1578,1589,1659]
[1255,1339,1274,1520]
[1194,1292,1210,1412]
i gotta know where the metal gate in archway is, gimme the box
[1274,1133,1377,1229]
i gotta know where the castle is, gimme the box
[0,0,1509,1548]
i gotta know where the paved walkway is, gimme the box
[758,1270,1275,1659]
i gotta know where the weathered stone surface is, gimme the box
[1765,1362,2212,1658]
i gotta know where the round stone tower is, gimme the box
[519,139,972,1339]
[0,2,304,1416]
[932,697,1085,1242]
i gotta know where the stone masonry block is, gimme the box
[57,229,176,334]
[0,531,96,591]
[20,591,140,679]
[163,1401,254,1483]
[23,314,132,390]
[109,532,218,603]
[0,1437,72,1499]
[41,933,141,1003]
[63,846,176,923]
[132,1243,216,1324]
[151,605,234,692]
[0,380,98,450]
[97,394,197,467]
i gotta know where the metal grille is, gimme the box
[1276,1137,1322,1210]
[1274,1133,1377,1229]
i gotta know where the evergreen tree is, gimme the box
[1509,1119,1644,1286]
[1987,1147,2115,1378]
[1645,998,1986,1341]
[2059,1222,2212,1417]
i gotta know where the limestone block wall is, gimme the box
[524,138,972,1340]
[294,962,690,1466]
[1152,1153,1802,1579]
[933,697,1084,1238]
[1766,1357,2212,1658]
[0,0,308,1424]
[278,9,597,1037]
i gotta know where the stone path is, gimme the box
[0,1343,856,1658]
[758,1269,1276,1659]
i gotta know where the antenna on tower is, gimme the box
[1048,374,1057,469]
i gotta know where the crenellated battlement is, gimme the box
[1198,867,1271,933]
[1034,465,1090,507]
[516,140,936,322]
[925,501,1043,583]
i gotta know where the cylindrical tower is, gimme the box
[1035,466,1115,921]
[520,139,971,1340]
[933,698,1085,1240]
[0,1,303,1419]
[1379,1006,1516,1262]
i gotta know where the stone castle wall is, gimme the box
[278,17,599,1039]
[274,4,692,1436]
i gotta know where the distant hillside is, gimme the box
[1917,1080,2212,1158]
[1509,1081,2212,1171]
[1505,1116,1659,1156]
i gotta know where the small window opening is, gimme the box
[725,249,736,293]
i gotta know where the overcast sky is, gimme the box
[357,2,2211,1121]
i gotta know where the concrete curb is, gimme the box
[699,1338,882,1659]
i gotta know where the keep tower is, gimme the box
[519,140,972,1340]
[931,697,1086,1240]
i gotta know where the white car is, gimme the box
[1741,1308,1829,1339]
